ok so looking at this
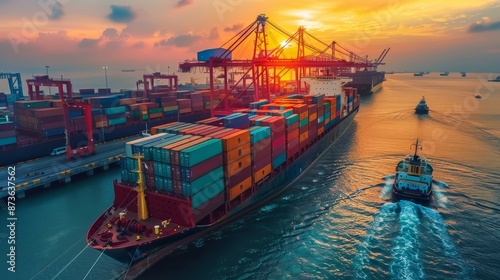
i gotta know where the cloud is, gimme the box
[175,0,193,8]
[224,24,243,32]
[154,34,201,47]
[208,27,219,40]
[49,1,64,20]
[468,17,500,33]
[133,41,146,48]
[102,28,119,39]
[107,5,136,23]
[78,38,101,48]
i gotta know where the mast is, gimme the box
[134,154,149,221]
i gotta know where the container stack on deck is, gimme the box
[116,89,357,221]
[0,122,16,147]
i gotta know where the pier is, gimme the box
[0,135,141,199]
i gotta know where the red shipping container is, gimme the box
[286,128,299,142]
[172,179,182,194]
[206,128,234,138]
[197,126,225,136]
[287,137,299,149]
[182,154,223,182]
[272,134,286,151]
[192,192,225,222]
[272,145,286,158]
[286,121,299,132]
[252,137,271,155]
[252,155,272,172]
[225,165,252,189]
[287,144,299,160]
[171,165,181,180]
[252,143,271,161]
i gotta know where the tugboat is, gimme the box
[393,139,433,202]
[415,96,429,114]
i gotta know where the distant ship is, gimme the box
[488,76,500,82]
[461,72,467,77]
[440,72,449,76]
[415,96,429,114]
[393,139,433,202]
[414,72,424,76]
[340,70,386,95]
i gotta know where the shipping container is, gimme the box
[180,138,223,167]
[227,176,253,201]
[220,130,250,151]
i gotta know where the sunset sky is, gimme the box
[0,0,499,91]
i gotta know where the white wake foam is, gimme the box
[390,200,425,279]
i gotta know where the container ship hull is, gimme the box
[87,107,358,264]
[341,70,385,94]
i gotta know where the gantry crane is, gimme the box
[25,75,95,159]
[143,72,178,97]
[0,72,24,100]
[178,14,387,116]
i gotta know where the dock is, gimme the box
[1,136,141,199]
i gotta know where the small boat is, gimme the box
[415,96,429,114]
[414,72,424,76]
[440,72,449,76]
[475,95,481,99]
[393,139,433,202]
[488,76,500,82]
[460,71,467,77]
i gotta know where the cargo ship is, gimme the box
[340,70,385,94]
[0,90,215,166]
[393,139,433,202]
[86,76,360,263]
[415,96,429,114]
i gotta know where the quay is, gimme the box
[0,135,141,199]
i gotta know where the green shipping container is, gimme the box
[249,126,271,144]
[104,106,126,115]
[141,114,149,120]
[149,107,163,114]
[0,136,17,146]
[132,110,140,117]
[299,117,309,128]
[285,114,299,126]
[182,167,223,197]
[108,117,126,126]
[191,181,224,209]
[154,162,172,178]
[180,138,223,167]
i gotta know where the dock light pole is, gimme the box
[167,66,170,75]
[45,65,51,95]
[103,66,108,89]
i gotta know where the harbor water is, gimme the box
[1,73,499,279]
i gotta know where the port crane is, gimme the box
[143,72,178,97]
[178,14,387,116]
[0,72,24,100]
[25,75,95,160]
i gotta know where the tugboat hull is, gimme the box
[392,184,432,202]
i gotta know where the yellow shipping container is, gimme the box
[300,131,309,143]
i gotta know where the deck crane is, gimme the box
[178,14,386,116]
[25,75,95,159]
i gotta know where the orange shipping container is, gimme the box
[299,111,308,120]
[318,127,324,135]
[228,176,253,201]
[221,130,250,151]
[253,163,271,183]
[309,112,317,122]
[225,154,251,177]
[299,131,309,143]
[224,142,251,165]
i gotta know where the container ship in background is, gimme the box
[340,70,386,94]
[86,75,360,263]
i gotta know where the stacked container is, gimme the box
[218,130,252,202]
[0,122,16,147]
[13,100,65,138]
[260,116,286,169]
[248,126,272,184]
